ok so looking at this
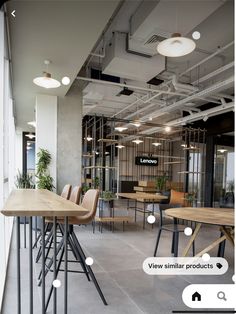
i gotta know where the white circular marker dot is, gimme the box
[147,215,156,224]
[62,76,70,85]
[184,227,193,236]
[85,257,94,266]
[232,275,235,282]
[192,31,201,40]
[52,279,61,288]
[202,253,210,262]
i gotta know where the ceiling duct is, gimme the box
[102,32,165,82]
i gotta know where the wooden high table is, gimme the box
[117,192,168,229]
[165,207,234,257]
[1,189,89,314]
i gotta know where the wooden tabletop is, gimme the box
[1,189,89,217]
[117,192,168,202]
[165,207,234,227]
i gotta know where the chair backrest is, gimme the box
[169,189,186,207]
[69,186,82,205]
[77,189,99,224]
[61,184,72,200]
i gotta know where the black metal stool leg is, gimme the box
[173,232,179,257]
[154,228,162,257]
[71,231,108,305]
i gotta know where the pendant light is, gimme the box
[33,60,61,89]
[115,126,127,132]
[116,144,125,149]
[152,142,161,147]
[157,33,196,57]
[26,133,35,139]
[132,139,143,145]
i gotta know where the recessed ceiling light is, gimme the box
[165,126,171,132]
[152,142,161,147]
[61,76,70,85]
[33,60,61,89]
[192,31,201,40]
[157,33,196,57]
[132,139,143,144]
[27,121,36,128]
[115,126,128,132]
[116,144,125,149]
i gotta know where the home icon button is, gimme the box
[192,291,201,302]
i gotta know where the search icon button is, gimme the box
[217,291,227,301]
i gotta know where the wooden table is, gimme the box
[1,189,89,314]
[117,192,168,228]
[165,207,234,257]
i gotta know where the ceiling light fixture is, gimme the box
[131,120,141,128]
[165,126,171,132]
[132,139,143,145]
[157,33,196,57]
[115,126,128,132]
[61,76,70,85]
[152,142,161,147]
[181,144,187,148]
[33,60,61,89]
[217,148,227,153]
[27,121,36,128]
[116,144,125,149]
[26,133,36,139]
[192,31,201,40]
[86,136,93,142]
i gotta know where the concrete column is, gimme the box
[36,94,58,190]
[57,86,83,194]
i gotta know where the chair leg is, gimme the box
[45,247,65,312]
[37,232,54,280]
[71,231,108,305]
[173,232,179,257]
[35,224,53,263]
[154,228,162,257]
[192,240,195,256]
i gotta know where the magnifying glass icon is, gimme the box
[217,291,227,301]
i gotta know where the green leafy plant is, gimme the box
[82,185,90,194]
[15,170,35,189]
[185,191,197,206]
[100,190,115,201]
[36,148,54,191]
[155,174,168,193]
[93,176,100,189]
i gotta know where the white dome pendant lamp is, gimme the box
[157,32,196,57]
[33,60,61,89]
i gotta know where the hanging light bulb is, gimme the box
[33,60,61,89]
[152,142,161,147]
[86,135,93,142]
[116,144,125,149]
[157,33,196,57]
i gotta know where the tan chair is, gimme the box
[69,185,82,205]
[61,184,72,200]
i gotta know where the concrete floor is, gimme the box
[2,211,234,314]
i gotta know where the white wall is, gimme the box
[36,95,57,190]
[0,10,14,310]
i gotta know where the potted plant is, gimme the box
[155,174,168,194]
[185,191,198,207]
[97,190,115,217]
[15,170,35,189]
[36,148,54,191]
[93,176,100,189]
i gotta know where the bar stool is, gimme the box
[37,186,82,278]
[34,184,72,259]
[43,189,107,310]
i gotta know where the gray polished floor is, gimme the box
[2,210,234,314]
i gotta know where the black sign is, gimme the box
[135,156,158,166]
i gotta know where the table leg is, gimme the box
[143,202,146,229]
[41,217,45,314]
[53,217,57,314]
[182,223,202,257]
[16,217,21,314]
[29,217,33,314]
[195,234,228,257]
[64,217,68,314]
[221,226,234,246]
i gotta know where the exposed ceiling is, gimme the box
[6,0,120,129]
[79,0,234,137]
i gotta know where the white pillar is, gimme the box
[36,95,57,191]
